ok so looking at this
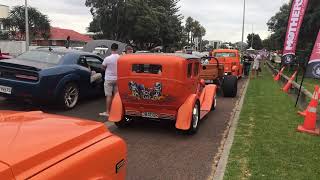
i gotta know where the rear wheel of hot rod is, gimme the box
[187,102,200,135]
[222,75,238,97]
[115,116,133,128]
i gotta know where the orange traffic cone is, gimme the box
[297,100,320,135]
[298,85,319,117]
[282,71,298,93]
[274,66,285,81]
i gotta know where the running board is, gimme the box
[200,110,209,119]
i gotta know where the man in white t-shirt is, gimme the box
[251,53,262,78]
[99,43,120,117]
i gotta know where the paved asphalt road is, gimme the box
[0,79,246,180]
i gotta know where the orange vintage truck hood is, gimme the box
[0,110,111,179]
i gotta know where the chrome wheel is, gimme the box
[192,103,199,129]
[64,84,79,108]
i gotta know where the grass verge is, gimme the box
[224,67,320,180]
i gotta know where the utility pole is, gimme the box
[251,24,254,49]
[240,0,246,54]
[25,0,29,51]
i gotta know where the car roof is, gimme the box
[126,53,200,60]
[214,49,239,53]
[31,48,97,56]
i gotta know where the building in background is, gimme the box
[33,27,92,47]
[207,40,222,49]
[0,4,9,33]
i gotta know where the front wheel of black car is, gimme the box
[60,82,79,109]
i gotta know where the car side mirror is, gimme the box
[200,79,206,86]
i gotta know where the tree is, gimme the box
[86,0,183,51]
[183,17,206,50]
[3,6,50,41]
[266,3,290,51]
[185,17,193,44]
[266,0,320,60]
[201,39,209,50]
[247,33,263,50]
[0,31,9,40]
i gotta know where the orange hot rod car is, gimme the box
[0,111,126,180]
[211,49,243,78]
[200,49,242,97]
[108,53,217,134]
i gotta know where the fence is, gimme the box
[266,61,320,121]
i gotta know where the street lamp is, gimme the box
[240,0,246,54]
[25,0,29,51]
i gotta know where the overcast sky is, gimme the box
[2,0,289,42]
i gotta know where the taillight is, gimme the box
[15,74,38,81]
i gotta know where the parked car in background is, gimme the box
[108,53,217,134]
[0,110,127,180]
[0,48,105,109]
[135,50,151,53]
[211,49,243,78]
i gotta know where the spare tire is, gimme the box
[222,75,238,97]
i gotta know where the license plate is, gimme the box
[205,80,213,83]
[0,85,12,94]
[142,112,159,119]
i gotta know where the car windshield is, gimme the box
[16,50,64,64]
[214,52,236,57]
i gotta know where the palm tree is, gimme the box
[185,17,194,44]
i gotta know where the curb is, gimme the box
[211,78,250,180]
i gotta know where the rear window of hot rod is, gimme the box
[132,64,162,74]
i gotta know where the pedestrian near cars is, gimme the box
[99,43,120,117]
[125,46,134,54]
[242,53,253,77]
[251,53,262,78]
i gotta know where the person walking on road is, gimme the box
[243,53,253,77]
[99,43,120,117]
[251,53,262,78]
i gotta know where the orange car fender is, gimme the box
[200,85,217,111]
[109,93,124,122]
[0,163,14,180]
[175,94,197,130]
[31,135,127,180]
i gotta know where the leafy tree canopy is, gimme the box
[247,33,263,50]
[86,0,183,51]
[3,6,50,41]
[264,0,320,60]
